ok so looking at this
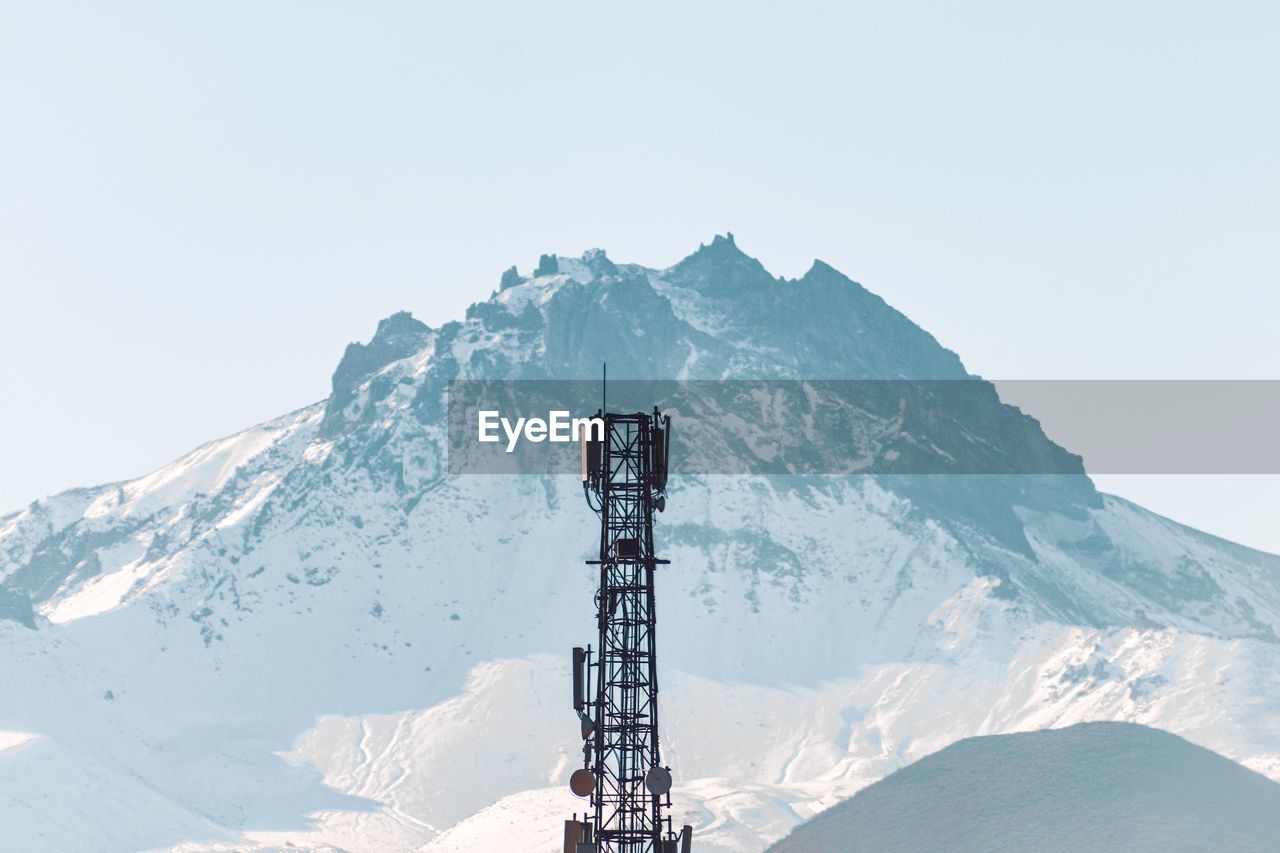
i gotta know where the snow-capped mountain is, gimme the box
[2,235,1278,852]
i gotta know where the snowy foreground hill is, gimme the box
[2,235,1279,852]
[767,722,1280,852]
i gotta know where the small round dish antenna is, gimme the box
[570,768,596,797]
[645,766,673,796]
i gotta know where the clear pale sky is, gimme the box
[2,2,1278,550]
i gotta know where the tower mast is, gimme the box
[565,404,691,853]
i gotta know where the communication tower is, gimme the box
[563,404,692,853]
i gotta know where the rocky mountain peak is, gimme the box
[668,232,774,293]
[326,310,432,423]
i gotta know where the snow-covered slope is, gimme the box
[2,235,1279,852]
[766,721,1280,853]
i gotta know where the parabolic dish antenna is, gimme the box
[645,766,673,797]
[570,768,596,798]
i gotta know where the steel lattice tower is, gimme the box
[564,407,690,853]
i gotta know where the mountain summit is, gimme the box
[1,238,1279,851]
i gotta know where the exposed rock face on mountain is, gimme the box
[767,722,1280,853]
[2,238,1279,852]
